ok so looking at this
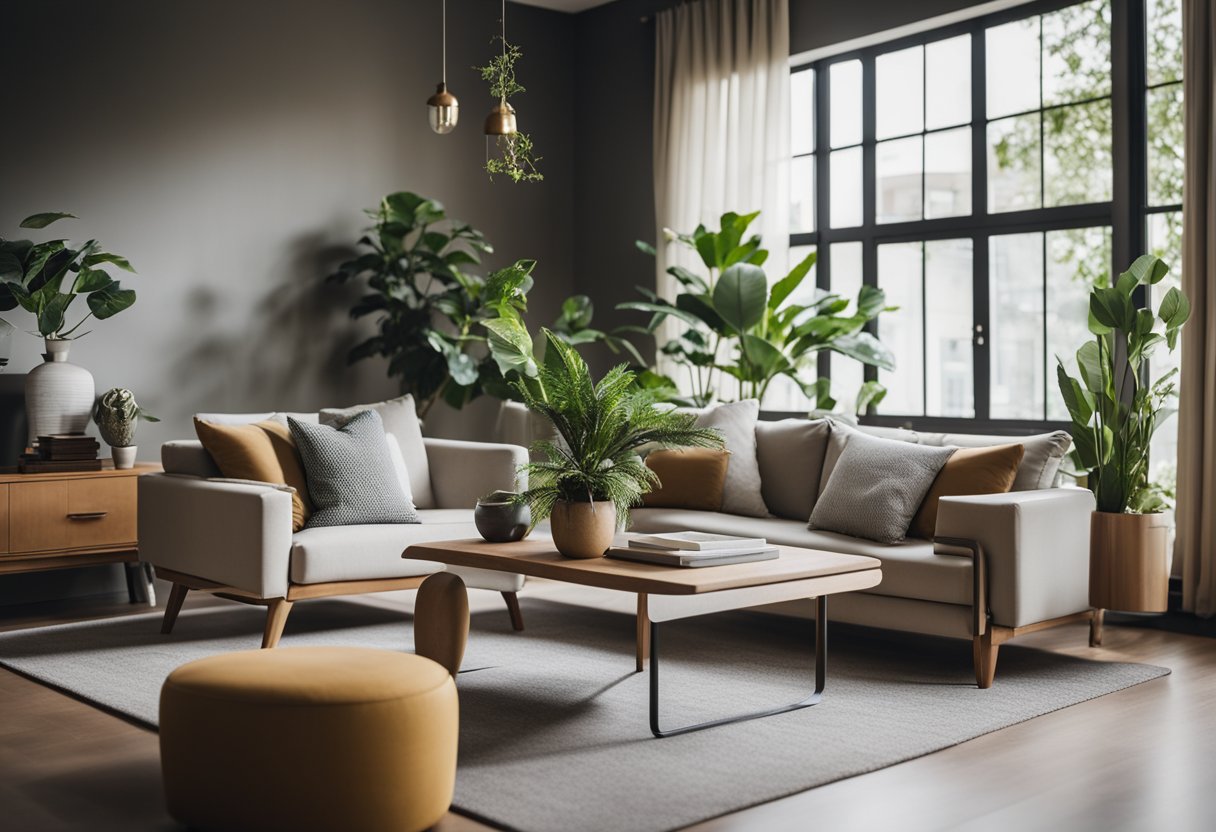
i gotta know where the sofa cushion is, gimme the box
[289,411,418,528]
[194,418,313,531]
[755,418,830,521]
[916,430,1071,491]
[811,431,955,543]
[694,400,769,517]
[290,513,523,592]
[629,508,973,606]
[908,443,1024,539]
[642,449,729,510]
[321,395,434,510]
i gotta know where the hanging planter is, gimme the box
[477,2,542,183]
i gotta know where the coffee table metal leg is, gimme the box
[648,594,827,738]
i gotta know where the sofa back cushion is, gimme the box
[915,430,1071,491]
[642,448,730,511]
[320,394,434,509]
[755,418,831,520]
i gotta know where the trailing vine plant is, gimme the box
[477,36,543,183]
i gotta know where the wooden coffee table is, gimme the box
[405,537,882,737]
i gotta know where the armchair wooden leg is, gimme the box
[1090,608,1105,647]
[261,598,294,649]
[161,583,190,635]
[502,591,524,631]
[973,630,1000,689]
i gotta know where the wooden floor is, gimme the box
[1,581,1213,832]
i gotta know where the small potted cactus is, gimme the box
[92,388,158,469]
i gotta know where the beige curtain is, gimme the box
[1176,0,1216,617]
[653,0,790,392]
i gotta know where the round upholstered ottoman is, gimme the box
[159,647,458,832]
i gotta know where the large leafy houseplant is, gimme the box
[628,211,895,410]
[0,213,139,340]
[1055,254,1190,514]
[514,331,723,555]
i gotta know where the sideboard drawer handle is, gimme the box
[67,512,109,521]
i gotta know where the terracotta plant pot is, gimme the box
[549,501,617,559]
[1089,511,1170,612]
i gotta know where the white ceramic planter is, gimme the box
[111,445,137,470]
[24,339,95,444]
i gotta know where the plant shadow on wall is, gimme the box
[328,192,641,418]
[626,211,897,412]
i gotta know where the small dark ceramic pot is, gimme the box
[474,491,531,543]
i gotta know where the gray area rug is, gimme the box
[0,598,1168,832]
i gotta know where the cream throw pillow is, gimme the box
[694,400,769,517]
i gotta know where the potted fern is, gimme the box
[1055,254,1189,614]
[515,331,722,558]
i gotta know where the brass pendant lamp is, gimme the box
[484,0,517,138]
[427,0,458,134]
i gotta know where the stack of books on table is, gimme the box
[608,532,779,568]
[19,434,102,473]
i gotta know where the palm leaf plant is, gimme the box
[1055,254,1190,514]
[629,211,895,410]
[0,213,139,340]
[514,330,723,532]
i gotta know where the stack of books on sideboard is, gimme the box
[19,433,102,474]
[609,532,779,568]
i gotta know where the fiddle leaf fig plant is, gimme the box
[0,213,139,340]
[1055,254,1190,514]
[628,211,896,408]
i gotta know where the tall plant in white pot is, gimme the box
[93,388,158,469]
[1055,254,1190,627]
[0,213,141,445]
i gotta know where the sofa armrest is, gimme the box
[934,488,1095,629]
[423,438,528,509]
[138,473,294,599]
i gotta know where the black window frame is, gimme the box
[779,0,1158,436]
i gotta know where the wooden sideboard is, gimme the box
[0,462,160,605]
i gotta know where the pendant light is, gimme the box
[427,0,458,134]
[484,0,517,140]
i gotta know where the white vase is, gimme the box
[111,445,137,470]
[24,339,95,444]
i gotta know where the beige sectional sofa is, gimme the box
[627,417,1097,687]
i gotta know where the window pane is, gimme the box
[790,155,816,233]
[990,232,1045,420]
[925,239,974,417]
[876,136,923,224]
[877,242,924,415]
[987,113,1042,212]
[876,45,924,140]
[1042,0,1111,107]
[791,68,815,156]
[830,242,865,415]
[986,18,1040,118]
[925,127,972,219]
[830,147,863,228]
[1044,99,1112,207]
[1045,227,1111,420]
[926,34,971,130]
[1147,0,1184,86]
[1148,212,1183,493]
[830,60,862,148]
[1148,83,1185,206]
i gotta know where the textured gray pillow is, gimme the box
[288,411,419,528]
[809,431,955,544]
[320,395,434,509]
[694,400,769,517]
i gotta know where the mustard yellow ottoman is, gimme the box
[159,647,458,832]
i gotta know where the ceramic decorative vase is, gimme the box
[474,491,531,543]
[24,339,94,444]
[549,501,617,559]
[111,445,137,470]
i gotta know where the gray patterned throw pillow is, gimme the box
[809,430,955,544]
[288,411,419,528]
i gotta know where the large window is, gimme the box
[787,0,1184,444]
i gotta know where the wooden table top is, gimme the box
[404,537,881,596]
[0,462,161,484]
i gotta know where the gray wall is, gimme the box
[1,0,576,451]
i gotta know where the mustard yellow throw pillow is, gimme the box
[642,449,731,511]
[909,444,1024,540]
[194,418,313,531]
